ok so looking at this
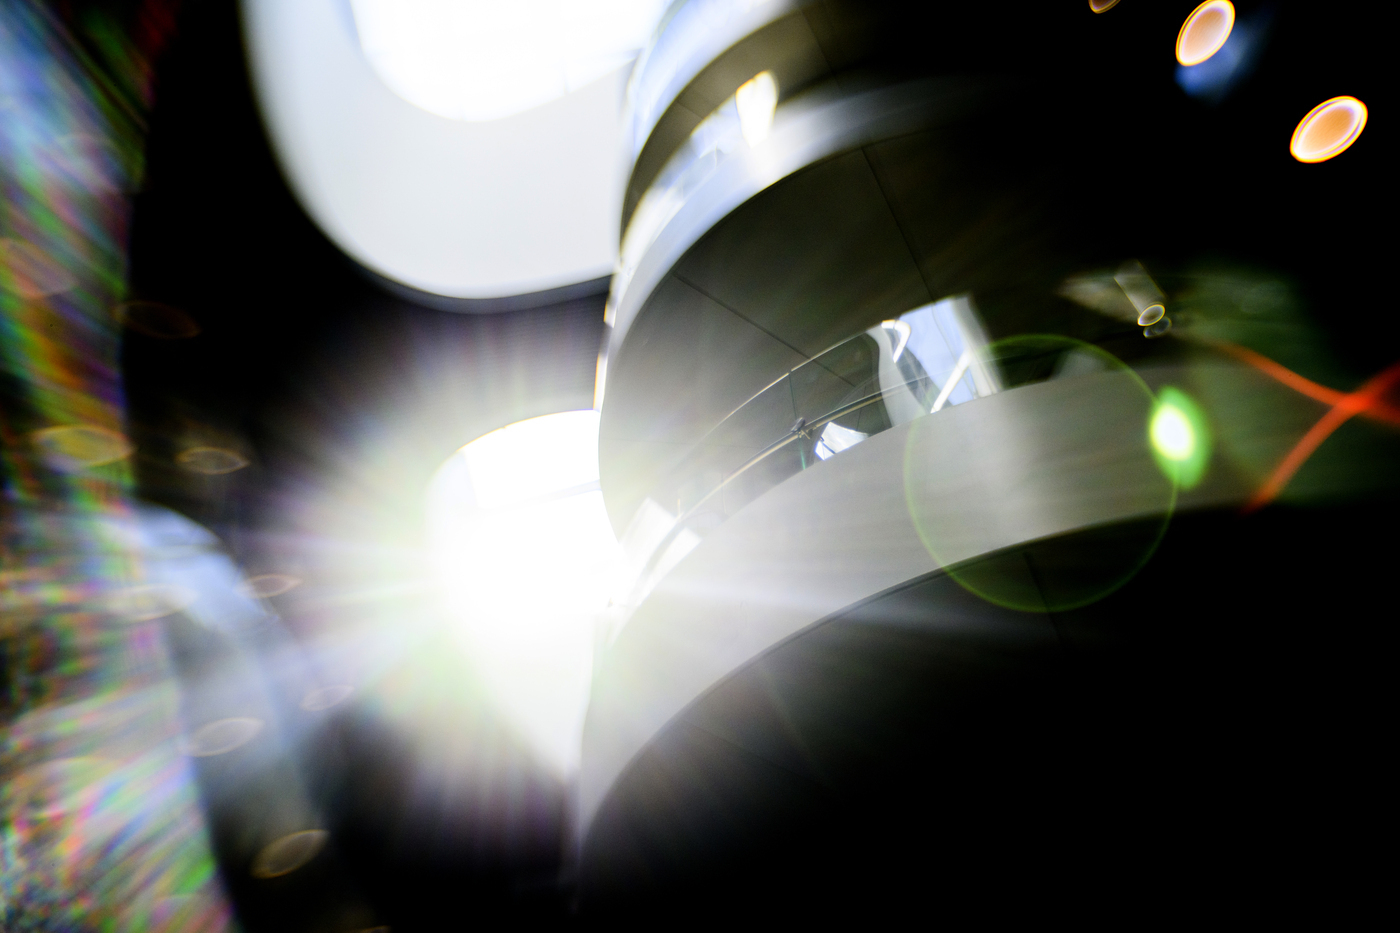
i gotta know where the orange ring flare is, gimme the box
[1290,96,1368,163]
[1176,1,1235,66]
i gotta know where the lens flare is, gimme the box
[183,717,265,757]
[1290,96,1367,163]
[250,830,329,878]
[176,445,250,474]
[1151,404,1193,461]
[240,572,302,597]
[427,410,618,777]
[1089,0,1120,12]
[905,335,1174,613]
[301,684,355,711]
[1137,303,1166,327]
[0,236,79,298]
[32,424,133,467]
[1151,387,1211,489]
[1176,1,1235,66]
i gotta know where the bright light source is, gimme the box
[427,410,619,777]
[1176,1,1235,67]
[349,0,667,121]
[736,71,778,147]
[1290,96,1367,163]
[462,410,601,508]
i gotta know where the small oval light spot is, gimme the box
[1290,96,1367,163]
[32,424,132,467]
[184,717,264,757]
[301,684,354,712]
[240,573,301,598]
[251,830,329,878]
[176,446,249,475]
[1176,1,1235,66]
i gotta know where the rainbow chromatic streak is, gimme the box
[2,2,233,930]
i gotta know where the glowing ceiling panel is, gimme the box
[349,0,667,122]
[243,0,645,299]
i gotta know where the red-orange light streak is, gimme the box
[1206,338,1400,425]
[1244,360,1400,512]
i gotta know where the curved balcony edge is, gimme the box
[606,78,995,371]
[622,0,815,233]
[578,358,1329,842]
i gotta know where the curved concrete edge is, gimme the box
[578,362,1312,840]
[626,0,805,163]
[606,79,995,365]
[623,1,828,233]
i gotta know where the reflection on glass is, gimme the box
[814,422,867,461]
[612,296,1003,621]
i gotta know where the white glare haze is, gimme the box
[426,411,619,777]
[350,0,669,121]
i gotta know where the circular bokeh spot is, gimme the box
[904,335,1176,613]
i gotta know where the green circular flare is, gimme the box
[904,335,1177,613]
[1150,386,1212,490]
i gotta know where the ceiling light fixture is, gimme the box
[1176,0,1235,67]
[1290,96,1367,163]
